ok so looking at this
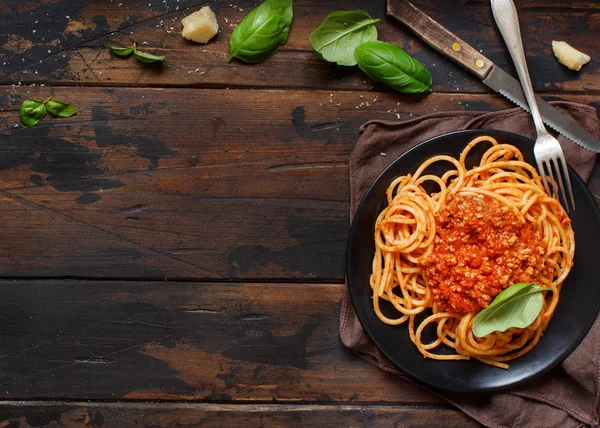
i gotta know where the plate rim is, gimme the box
[346,128,600,393]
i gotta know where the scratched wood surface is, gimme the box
[0,0,599,92]
[0,402,480,427]
[0,280,444,402]
[0,0,598,427]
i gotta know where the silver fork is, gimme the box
[491,0,575,211]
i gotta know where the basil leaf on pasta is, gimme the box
[472,283,551,338]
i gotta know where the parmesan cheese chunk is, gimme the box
[552,41,591,71]
[182,6,219,44]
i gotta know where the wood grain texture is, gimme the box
[0,1,598,424]
[0,0,597,92]
[0,87,597,279]
[0,402,481,427]
[0,280,439,403]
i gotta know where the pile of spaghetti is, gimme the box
[370,136,575,368]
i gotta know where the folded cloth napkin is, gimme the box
[340,101,600,428]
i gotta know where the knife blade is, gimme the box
[484,66,600,153]
[386,0,600,153]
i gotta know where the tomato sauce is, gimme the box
[424,194,545,314]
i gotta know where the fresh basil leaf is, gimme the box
[472,283,552,338]
[486,282,534,307]
[309,10,379,67]
[19,99,46,128]
[228,0,293,63]
[133,50,165,63]
[46,100,77,118]
[110,45,134,57]
[354,40,432,93]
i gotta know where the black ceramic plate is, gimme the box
[347,129,600,392]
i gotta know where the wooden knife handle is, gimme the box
[387,0,493,79]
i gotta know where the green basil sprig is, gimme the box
[134,50,165,63]
[472,283,551,338]
[354,41,432,93]
[19,100,47,128]
[19,97,76,128]
[310,10,379,67]
[228,0,293,63]
[46,100,77,117]
[110,42,165,63]
[109,45,134,57]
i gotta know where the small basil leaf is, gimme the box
[110,45,134,57]
[472,283,552,338]
[133,50,165,63]
[45,100,77,118]
[309,10,379,67]
[228,0,293,64]
[354,40,432,93]
[19,100,47,128]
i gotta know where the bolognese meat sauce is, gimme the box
[424,194,546,314]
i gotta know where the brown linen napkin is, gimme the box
[340,101,600,428]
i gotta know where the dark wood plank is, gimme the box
[0,0,597,92]
[0,87,597,280]
[0,402,481,427]
[0,280,439,403]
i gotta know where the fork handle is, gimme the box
[491,0,547,137]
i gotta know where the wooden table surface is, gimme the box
[0,0,598,426]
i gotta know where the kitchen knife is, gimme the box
[386,0,600,153]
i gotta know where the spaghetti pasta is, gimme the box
[370,136,575,369]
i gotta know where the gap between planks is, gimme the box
[0,277,346,284]
[0,399,457,410]
[0,82,598,95]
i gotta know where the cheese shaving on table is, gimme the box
[552,41,590,71]
[182,6,219,44]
